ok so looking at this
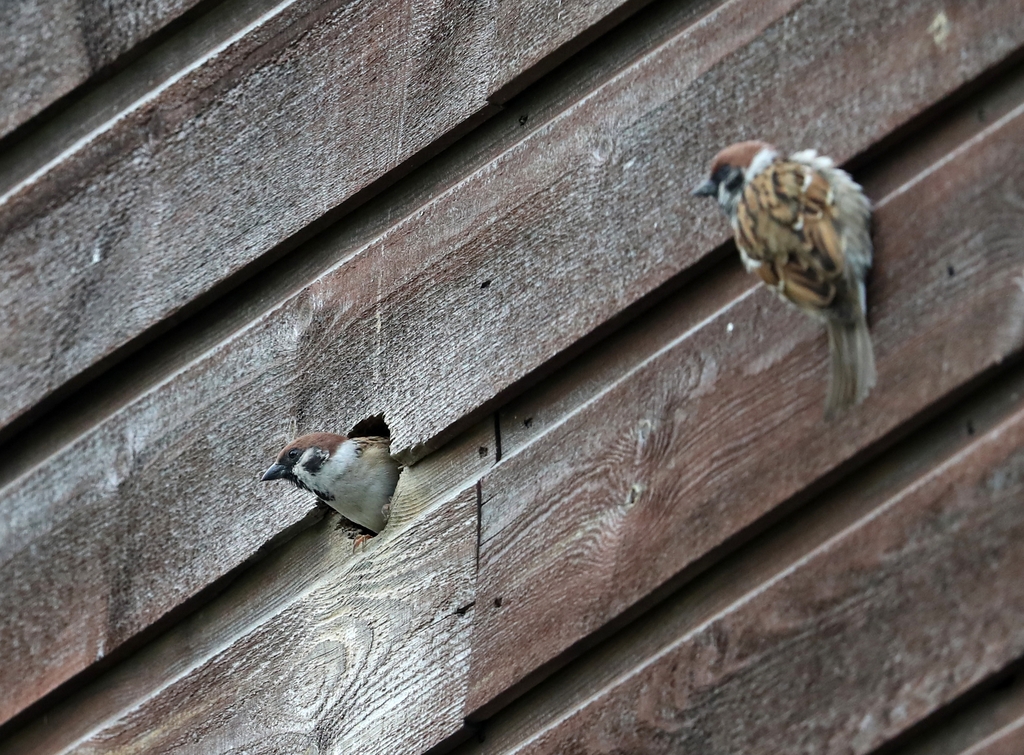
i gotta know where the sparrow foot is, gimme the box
[352,533,375,551]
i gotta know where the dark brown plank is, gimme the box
[466,99,1024,716]
[0,0,657,436]
[1,424,490,755]
[0,0,206,139]
[470,366,1024,754]
[1,0,1020,729]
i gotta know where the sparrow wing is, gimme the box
[735,160,845,310]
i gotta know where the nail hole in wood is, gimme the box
[518,114,529,126]
[479,446,488,458]
[523,417,533,428]
[480,279,491,289]
[493,596,503,608]
[947,265,955,277]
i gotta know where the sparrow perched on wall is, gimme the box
[261,433,400,538]
[693,141,876,417]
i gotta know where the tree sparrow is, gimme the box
[261,433,399,535]
[693,141,876,416]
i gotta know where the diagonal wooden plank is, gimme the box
[466,97,1024,716]
[1,423,490,755]
[0,0,659,437]
[0,0,208,140]
[478,359,1024,755]
[2,0,1022,730]
[55,487,478,755]
[328,0,1024,462]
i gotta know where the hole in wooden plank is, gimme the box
[493,596,503,608]
[519,114,529,126]
[481,279,492,289]
[524,417,533,428]
[948,265,956,277]
[348,414,390,439]
[479,446,489,458]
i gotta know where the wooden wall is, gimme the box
[2,0,1023,752]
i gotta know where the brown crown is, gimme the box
[708,140,776,176]
[276,432,348,463]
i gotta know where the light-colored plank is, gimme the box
[0,413,491,731]
[466,98,1024,715]
[2,422,491,755]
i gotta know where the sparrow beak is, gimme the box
[691,178,718,198]
[261,463,288,482]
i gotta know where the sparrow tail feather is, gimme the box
[824,315,876,419]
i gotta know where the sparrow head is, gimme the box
[261,432,348,501]
[692,140,779,218]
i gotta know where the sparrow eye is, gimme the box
[288,449,300,460]
[724,169,744,192]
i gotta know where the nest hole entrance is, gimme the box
[349,414,391,439]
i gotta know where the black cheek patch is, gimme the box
[303,452,325,475]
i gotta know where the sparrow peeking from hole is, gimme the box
[693,141,877,417]
[261,433,400,547]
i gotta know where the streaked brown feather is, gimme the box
[734,160,847,314]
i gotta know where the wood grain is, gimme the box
[454,359,1024,755]
[0,0,205,139]
[479,370,1024,755]
[0,0,493,433]
[0,409,492,731]
[0,0,659,436]
[1,0,1021,729]
[1,423,490,755]
[466,101,1024,716]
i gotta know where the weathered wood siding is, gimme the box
[1,0,1022,753]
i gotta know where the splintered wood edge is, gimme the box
[385,418,494,530]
